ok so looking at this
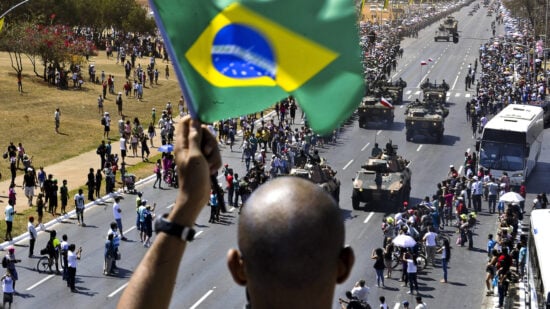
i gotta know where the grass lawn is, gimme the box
[0,51,182,179]
[0,52,182,238]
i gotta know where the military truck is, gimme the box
[404,100,448,143]
[357,96,394,128]
[289,161,341,203]
[351,141,412,211]
[421,81,449,105]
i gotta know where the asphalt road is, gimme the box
[6,3,548,309]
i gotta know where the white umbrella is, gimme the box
[392,234,416,248]
[499,191,524,203]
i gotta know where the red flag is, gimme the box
[380,97,394,109]
[420,60,427,66]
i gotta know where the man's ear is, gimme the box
[336,246,355,284]
[227,249,247,286]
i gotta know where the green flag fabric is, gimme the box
[150,0,363,134]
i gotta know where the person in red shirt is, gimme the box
[226,171,234,207]
[519,182,526,214]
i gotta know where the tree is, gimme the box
[0,23,26,89]
[502,0,547,39]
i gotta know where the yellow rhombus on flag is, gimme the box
[0,18,4,33]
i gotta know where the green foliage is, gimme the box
[1,0,155,34]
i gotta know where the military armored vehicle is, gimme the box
[434,16,458,41]
[351,141,411,211]
[380,79,407,105]
[421,81,449,105]
[357,96,394,128]
[290,161,341,203]
[404,99,448,143]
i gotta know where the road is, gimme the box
[7,3,548,309]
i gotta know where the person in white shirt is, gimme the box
[113,196,127,241]
[422,227,438,267]
[120,136,127,163]
[67,244,81,292]
[350,279,370,303]
[414,296,427,309]
[27,217,38,258]
[1,269,14,308]
[74,189,86,226]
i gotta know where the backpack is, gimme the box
[101,117,106,126]
[1,256,7,268]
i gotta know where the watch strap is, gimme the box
[155,213,195,242]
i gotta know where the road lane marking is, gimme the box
[416,145,423,152]
[466,148,471,153]
[108,282,129,298]
[465,93,471,98]
[26,274,55,291]
[455,93,461,97]
[393,303,401,309]
[343,160,354,170]
[458,165,463,174]
[364,212,374,224]
[190,289,214,309]
[405,90,411,95]
[414,90,421,95]
[124,226,136,235]
[195,231,203,238]
[361,143,370,152]
[167,203,175,209]
[376,130,382,135]
[452,74,459,90]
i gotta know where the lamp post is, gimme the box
[0,0,30,20]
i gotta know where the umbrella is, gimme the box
[499,191,524,203]
[158,144,174,153]
[392,234,416,248]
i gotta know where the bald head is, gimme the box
[238,177,345,290]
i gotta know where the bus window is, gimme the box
[479,142,524,171]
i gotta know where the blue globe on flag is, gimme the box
[212,24,276,80]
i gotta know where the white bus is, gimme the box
[527,209,550,309]
[477,104,544,188]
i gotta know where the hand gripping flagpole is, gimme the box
[0,0,31,20]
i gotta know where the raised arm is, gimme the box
[117,116,221,309]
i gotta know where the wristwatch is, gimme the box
[154,213,196,242]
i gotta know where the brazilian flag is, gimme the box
[150,0,363,134]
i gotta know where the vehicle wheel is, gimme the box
[406,130,413,141]
[37,257,51,273]
[436,132,443,143]
[351,193,360,210]
[391,252,401,269]
[416,254,428,270]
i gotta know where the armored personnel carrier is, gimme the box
[351,141,411,211]
[357,96,394,128]
[421,81,449,105]
[404,99,448,143]
[290,160,341,203]
[379,79,407,105]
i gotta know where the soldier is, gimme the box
[371,143,382,158]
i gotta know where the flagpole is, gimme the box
[0,0,30,20]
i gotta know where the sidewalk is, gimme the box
[0,130,165,221]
